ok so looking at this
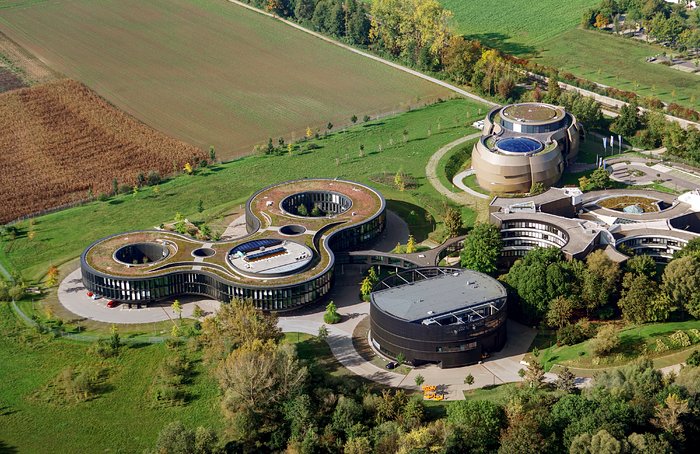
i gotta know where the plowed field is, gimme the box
[0,79,205,223]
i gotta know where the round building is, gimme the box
[472,102,583,193]
[369,267,507,368]
[80,179,386,311]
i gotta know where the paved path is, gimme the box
[220,214,247,240]
[424,133,490,222]
[452,169,490,200]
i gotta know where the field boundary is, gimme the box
[227,0,498,108]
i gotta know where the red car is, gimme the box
[106,300,116,308]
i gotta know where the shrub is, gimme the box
[97,192,109,202]
[118,184,132,194]
[669,331,692,349]
[590,324,620,357]
[557,322,595,346]
[323,301,341,324]
[686,350,700,367]
[655,338,670,353]
[146,170,161,186]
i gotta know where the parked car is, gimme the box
[385,361,398,370]
[92,294,102,300]
[472,120,485,130]
[86,291,94,297]
[106,300,116,308]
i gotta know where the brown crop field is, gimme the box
[0,0,450,161]
[0,79,205,223]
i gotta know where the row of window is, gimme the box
[502,221,568,240]
[500,117,569,134]
[502,230,567,246]
[82,267,334,311]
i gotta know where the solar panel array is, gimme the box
[245,246,286,261]
[230,239,282,255]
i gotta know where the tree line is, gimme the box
[584,0,700,53]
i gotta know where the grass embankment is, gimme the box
[0,98,484,283]
[443,0,700,111]
[0,0,450,159]
[532,320,700,374]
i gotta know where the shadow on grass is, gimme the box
[0,440,19,454]
[385,199,432,242]
[461,32,538,56]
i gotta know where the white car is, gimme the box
[472,120,484,130]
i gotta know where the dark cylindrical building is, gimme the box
[370,267,507,368]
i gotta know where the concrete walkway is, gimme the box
[452,169,490,200]
[424,133,490,222]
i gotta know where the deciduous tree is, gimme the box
[460,222,503,274]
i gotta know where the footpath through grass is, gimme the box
[0,98,484,282]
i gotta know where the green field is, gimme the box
[443,0,599,54]
[0,305,223,453]
[0,0,449,160]
[0,98,483,282]
[442,0,700,110]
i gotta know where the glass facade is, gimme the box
[616,236,687,262]
[81,180,387,312]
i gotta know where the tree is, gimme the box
[524,359,545,389]
[497,413,546,454]
[8,284,24,302]
[172,299,183,320]
[505,247,576,323]
[46,265,60,287]
[363,115,370,122]
[556,366,577,393]
[652,393,689,437]
[112,178,118,196]
[625,254,658,280]
[109,324,121,353]
[546,296,576,329]
[442,36,482,84]
[200,298,282,363]
[610,101,640,138]
[317,324,329,340]
[305,126,313,139]
[406,234,417,254]
[594,13,610,29]
[360,276,373,301]
[217,340,307,447]
[344,436,372,454]
[324,301,341,324]
[590,167,613,190]
[674,236,700,259]
[618,273,671,324]
[414,374,425,387]
[443,206,462,237]
[396,352,406,365]
[464,373,474,387]
[197,199,204,213]
[446,400,505,453]
[544,72,562,104]
[460,222,503,274]
[662,254,700,318]
[192,304,204,318]
[590,324,620,357]
[350,114,358,124]
[581,250,620,312]
[393,170,406,191]
[327,121,333,131]
[183,162,193,175]
[295,0,315,21]
[570,429,621,454]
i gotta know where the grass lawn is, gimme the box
[0,98,485,283]
[537,29,700,111]
[442,1,700,111]
[0,303,223,453]
[442,0,599,54]
[0,0,450,160]
[534,320,700,373]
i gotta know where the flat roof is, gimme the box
[501,103,565,124]
[372,270,506,323]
